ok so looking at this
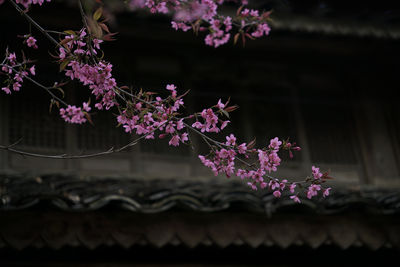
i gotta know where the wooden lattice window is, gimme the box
[77,111,130,151]
[7,87,66,150]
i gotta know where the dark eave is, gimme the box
[1,174,399,215]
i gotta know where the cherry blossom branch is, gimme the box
[0,0,333,201]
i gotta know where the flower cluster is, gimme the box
[306,166,331,199]
[129,0,272,48]
[191,99,231,133]
[59,102,91,124]
[198,134,331,202]
[5,0,52,9]
[199,146,237,177]
[239,8,271,38]
[1,51,36,95]
[57,29,116,122]
[204,17,232,48]
[116,84,188,146]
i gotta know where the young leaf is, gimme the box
[84,112,94,126]
[59,59,70,72]
[93,7,103,21]
[224,105,239,113]
[64,30,76,35]
[221,109,229,118]
[233,33,240,45]
[247,138,257,149]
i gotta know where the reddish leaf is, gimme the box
[247,138,257,149]
[236,5,244,16]
[99,23,110,33]
[103,32,118,41]
[224,105,239,113]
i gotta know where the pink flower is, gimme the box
[247,182,257,191]
[165,122,175,134]
[1,65,10,73]
[171,21,191,32]
[241,8,250,16]
[26,36,38,49]
[273,190,281,198]
[169,135,180,146]
[312,166,323,179]
[323,187,331,198]
[289,183,297,193]
[192,121,203,129]
[280,179,288,190]
[216,99,225,109]
[181,132,189,143]
[236,169,247,179]
[269,180,280,190]
[237,143,247,154]
[220,120,230,129]
[225,133,236,146]
[290,195,301,203]
[307,184,321,199]
[29,65,36,75]
[8,53,16,65]
[176,119,184,130]
[13,82,21,91]
[59,105,87,124]
[269,137,282,151]
[1,87,11,94]
[82,102,91,112]
[166,84,176,91]
[250,9,259,17]
[166,84,177,98]
[93,39,103,49]
[14,73,23,83]
[251,23,271,38]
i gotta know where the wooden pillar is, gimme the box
[355,99,400,184]
[0,95,9,171]
[130,138,143,175]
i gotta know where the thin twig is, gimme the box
[0,63,68,107]
[0,121,165,159]
[7,0,62,49]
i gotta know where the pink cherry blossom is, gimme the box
[289,183,297,193]
[1,87,11,94]
[290,195,301,203]
[323,187,331,198]
[312,165,323,179]
[225,133,236,146]
[29,65,36,75]
[273,190,281,198]
[59,105,87,124]
[169,135,181,146]
[26,36,38,49]
[307,184,322,199]
[216,99,225,109]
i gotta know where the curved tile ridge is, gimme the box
[0,211,398,250]
[0,174,400,215]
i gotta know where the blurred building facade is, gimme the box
[0,0,399,266]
